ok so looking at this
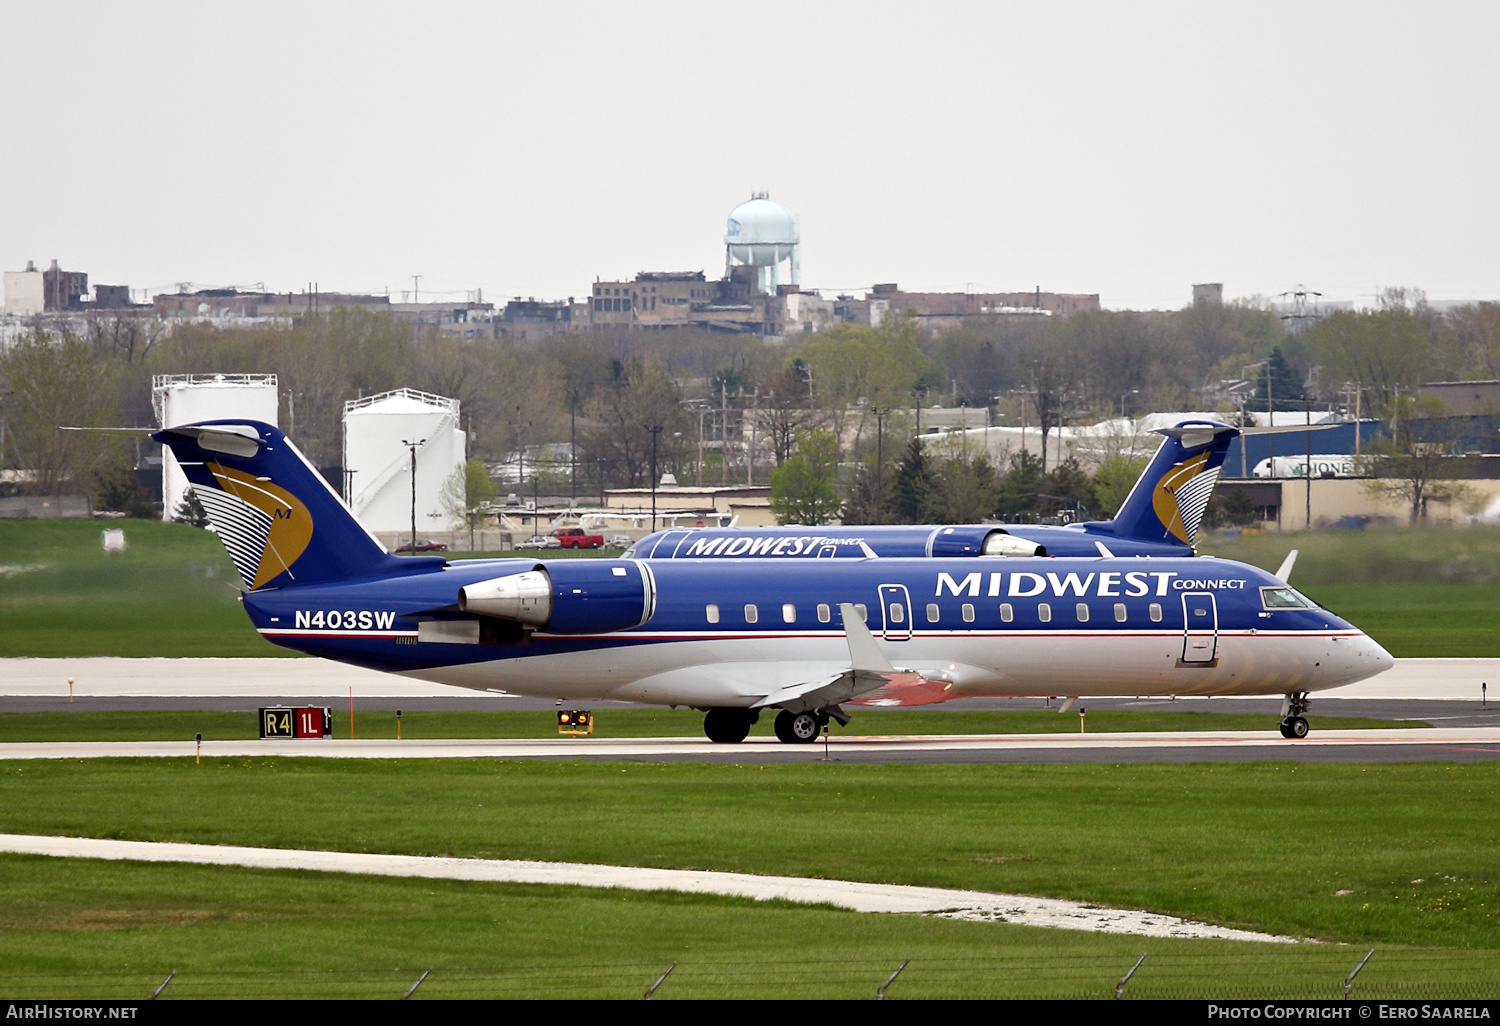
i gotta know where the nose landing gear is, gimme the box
[1279,692,1311,739]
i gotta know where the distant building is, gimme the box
[154,288,390,321]
[862,283,1098,329]
[1193,283,1224,305]
[4,259,88,315]
[1420,380,1500,417]
[497,298,579,340]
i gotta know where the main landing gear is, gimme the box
[701,707,844,744]
[774,710,822,744]
[1279,692,1311,739]
[703,707,756,743]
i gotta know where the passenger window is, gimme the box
[782,603,796,624]
[1076,603,1089,623]
[999,603,1014,623]
[1038,603,1052,623]
[888,603,905,624]
[705,604,720,624]
[854,603,868,622]
[1114,603,1127,623]
[744,604,758,624]
[962,603,975,623]
[926,603,940,623]
[1149,603,1163,622]
[817,604,830,623]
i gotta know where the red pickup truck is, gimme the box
[550,527,605,549]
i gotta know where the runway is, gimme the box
[3,655,1497,701]
[0,833,1287,942]
[3,727,1498,764]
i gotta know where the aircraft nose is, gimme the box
[1356,633,1395,677]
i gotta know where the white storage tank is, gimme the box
[152,374,279,521]
[342,388,465,536]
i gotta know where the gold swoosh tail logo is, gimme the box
[207,462,314,588]
[1151,452,1209,544]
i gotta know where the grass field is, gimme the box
[1,759,1495,951]
[0,708,1427,743]
[7,518,1500,657]
[1,854,1493,1000]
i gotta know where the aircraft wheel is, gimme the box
[703,707,751,743]
[775,710,820,744]
[1279,716,1309,739]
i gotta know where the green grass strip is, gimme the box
[2,855,1493,999]
[1,759,1495,949]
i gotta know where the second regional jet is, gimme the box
[153,419,1393,744]
[628,420,1238,560]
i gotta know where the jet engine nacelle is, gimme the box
[980,531,1046,557]
[925,526,1046,558]
[458,560,656,635]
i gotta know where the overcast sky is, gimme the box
[3,1,1497,310]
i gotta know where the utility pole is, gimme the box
[400,438,426,554]
[647,425,663,531]
[747,388,760,486]
[412,275,422,305]
[1306,397,1313,530]
[872,406,889,519]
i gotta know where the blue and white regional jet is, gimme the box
[629,420,1237,561]
[154,419,1392,744]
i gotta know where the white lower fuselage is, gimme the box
[395,628,1392,708]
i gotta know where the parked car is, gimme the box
[394,538,448,553]
[517,534,561,549]
[606,534,635,549]
[550,527,605,549]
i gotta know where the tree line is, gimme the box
[2,290,1496,522]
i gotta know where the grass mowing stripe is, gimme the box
[0,758,1495,948]
[0,855,1494,1000]
[0,708,1429,743]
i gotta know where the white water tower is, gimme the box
[725,193,799,294]
[342,389,465,536]
[152,374,279,521]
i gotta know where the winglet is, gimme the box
[840,603,894,674]
[1275,549,1299,583]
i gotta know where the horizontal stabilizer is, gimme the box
[1239,423,1340,436]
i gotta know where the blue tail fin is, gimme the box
[1099,420,1239,546]
[153,419,440,590]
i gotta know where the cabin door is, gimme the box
[878,584,913,641]
[1180,592,1218,664]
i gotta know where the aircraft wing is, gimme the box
[750,669,892,711]
[750,603,964,711]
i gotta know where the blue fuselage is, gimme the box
[239,555,1391,706]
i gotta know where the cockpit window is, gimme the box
[1260,586,1316,610]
